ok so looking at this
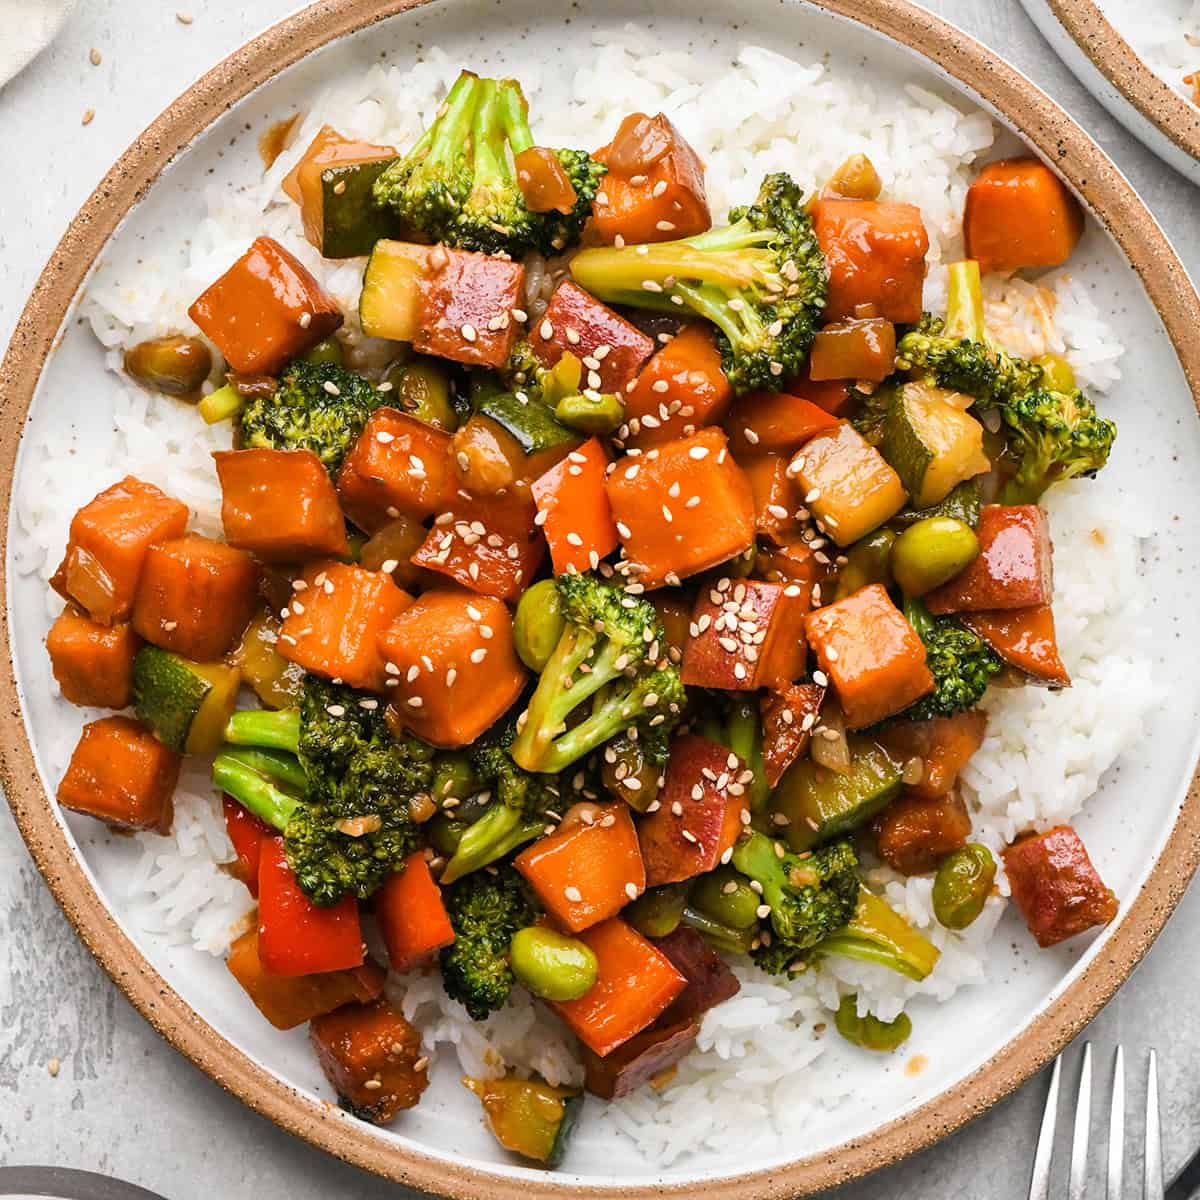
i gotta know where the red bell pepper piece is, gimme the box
[222,795,273,897]
[375,852,456,972]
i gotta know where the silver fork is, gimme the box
[1029,1044,1164,1200]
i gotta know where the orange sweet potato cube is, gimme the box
[335,408,453,533]
[962,604,1070,687]
[874,792,971,876]
[605,428,754,588]
[964,158,1084,276]
[378,590,526,748]
[638,735,747,887]
[515,803,645,932]
[47,607,140,709]
[278,561,412,691]
[804,584,934,729]
[622,324,732,449]
[415,248,524,369]
[740,454,804,542]
[57,715,180,833]
[725,390,839,457]
[681,579,808,691]
[761,682,826,788]
[131,534,259,661]
[55,477,189,626]
[531,281,655,393]
[214,448,349,563]
[530,438,619,576]
[411,489,544,601]
[188,236,342,376]
[925,504,1053,614]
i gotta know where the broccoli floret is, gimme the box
[239,360,383,475]
[731,831,860,977]
[440,864,536,1020]
[569,172,826,394]
[510,572,685,774]
[903,598,1001,721]
[218,677,434,905]
[372,71,605,258]
[997,385,1117,503]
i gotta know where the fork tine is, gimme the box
[1068,1043,1093,1200]
[1029,1055,1063,1200]
[1145,1049,1164,1200]
[1108,1045,1126,1200]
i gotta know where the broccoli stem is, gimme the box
[219,746,309,795]
[213,750,302,833]
[731,831,788,908]
[497,79,534,155]
[223,708,301,755]
[726,700,770,815]
[816,888,940,981]
[943,260,986,343]
[198,383,243,425]
[468,78,511,195]
[439,803,545,885]
[902,597,935,641]
[425,70,480,174]
[680,906,756,955]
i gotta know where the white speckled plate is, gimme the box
[3,1,1200,1196]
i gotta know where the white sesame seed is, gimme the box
[641,280,664,293]
[470,648,488,664]
[322,380,340,396]
[460,323,477,342]
[407,696,423,708]
[539,319,554,339]
[624,882,639,899]
[689,446,709,460]
[564,886,583,902]
[298,312,312,329]
[326,704,346,717]
[652,179,668,197]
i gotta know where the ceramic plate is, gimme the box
[3,0,1200,1196]
[1018,0,1200,183]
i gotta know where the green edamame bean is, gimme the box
[385,358,457,431]
[302,337,344,367]
[555,392,626,435]
[510,926,599,1002]
[690,867,761,931]
[891,516,980,597]
[625,884,688,939]
[932,843,996,930]
[513,579,565,671]
[835,528,896,600]
[834,995,912,1052]
[1035,352,1076,394]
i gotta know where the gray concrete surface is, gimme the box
[1,2,1198,1196]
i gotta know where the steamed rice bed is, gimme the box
[19,27,1154,1168]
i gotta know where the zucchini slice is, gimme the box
[892,478,983,531]
[359,240,431,341]
[133,646,240,755]
[320,159,400,259]
[474,390,579,455]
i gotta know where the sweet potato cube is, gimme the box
[515,803,645,933]
[57,715,180,833]
[227,929,385,1031]
[757,536,835,608]
[655,926,741,1025]
[874,792,971,875]
[1003,825,1118,948]
[378,590,526,748]
[214,448,349,563]
[964,157,1084,276]
[278,561,411,691]
[760,682,826,788]
[726,389,839,458]
[47,608,140,709]
[551,918,686,1057]
[740,454,804,542]
[681,579,807,691]
[789,422,907,547]
[877,710,988,800]
[531,281,655,393]
[606,428,754,588]
[132,534,259,661]
[415,248,524,369]
[805,584,934,729]
[811,199,929,323]
[188,236,342,376]
[582,1016,700,1100]
[622,324,732,448]
[925,505,1053,614]
[335,408,453,533]
[531,438,619,575]
[375,852,456,972]
[639,735,748,886]
[310,997,430,1122]
[411,489,544,601]
[55,477,189,626]
[593,113,710,245]
[963,604,1070,687]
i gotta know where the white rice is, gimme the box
[21,26,1156,1168]
[1094,0,1200,105]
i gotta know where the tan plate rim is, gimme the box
[1036,0,1200,164]
[2,0,1200,1195]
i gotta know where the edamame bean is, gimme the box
[890,516,979,597]
[513,579,565,671]
[124,335,212,396]
[625,884,688,939]
[932,843,996,930]
[555,392,626,435]
[835,528,896,600]
[301,337,344,367]
[689,867,761,930]
[510,926,599,1002]
[835,995,912,1051]
[385,358,457,431]
[1035,352,1076,394]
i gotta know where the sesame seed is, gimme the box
[625,882,640,899]
[681,830,698,844]
[805,488,821,503]
[446,668,457,687]
[323,380,341,396]
[656,220,676,231]
[479,625,494,640]
[162,620,178,632]
[460,323,477,342]
[826,646,840,662]
[540,319,554,339]
[743,428,760,445]
[375,430,395,444]
[326,704,346,717]
[756,904,772,919]
[406,665,420,683]
[512,308,528,323]
[652,179,668,197]
[689,446,710,462]
[470,648,488,664]
[641,279,664,293]
[407,697,423,708]
[616,521,632,538]
[564,886,583,902]
[661,504,673,523]
[813,670,829,687]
